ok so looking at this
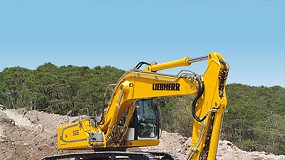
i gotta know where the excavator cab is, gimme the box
[135,99,160,139]
[122,99,160,141]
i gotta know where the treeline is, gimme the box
[0,63,124,115]
[223,84,285,155]
[0,64,284,154]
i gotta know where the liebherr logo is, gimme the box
[152,83,180,91]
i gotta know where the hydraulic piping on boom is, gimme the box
[43,52,229,160]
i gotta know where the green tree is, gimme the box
[0,67,32,108]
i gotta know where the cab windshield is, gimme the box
[135,99,159,138]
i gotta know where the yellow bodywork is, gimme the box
[57,52,229,160]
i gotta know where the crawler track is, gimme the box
[41,151,179,160]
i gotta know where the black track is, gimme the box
[41,151,179,160]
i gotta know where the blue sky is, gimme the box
[0,0,284,87]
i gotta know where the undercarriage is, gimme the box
[41,151,179,160]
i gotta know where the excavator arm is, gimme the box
[55,52,229,160]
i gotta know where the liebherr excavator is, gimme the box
[43,52,229,160]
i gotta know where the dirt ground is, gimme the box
[0,109,284,160]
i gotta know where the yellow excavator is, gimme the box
[43,52,229,160]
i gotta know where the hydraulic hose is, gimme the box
[191,78,207,122]
[134,62,151,70]
[96,97,106,125]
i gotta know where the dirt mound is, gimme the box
[140,131,285,160]
[0,109,78,160]
[0,109,284,160]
